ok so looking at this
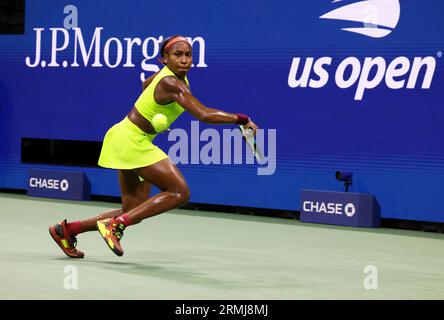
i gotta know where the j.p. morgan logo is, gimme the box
[29,178,70,191]
[303,201,356,217]
[320,0,400,38]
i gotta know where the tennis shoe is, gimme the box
[97,218,125,257]
[49,219,85,258]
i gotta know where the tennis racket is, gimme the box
[239,125,264,162]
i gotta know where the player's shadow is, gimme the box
[50,257,298,289]
[84,259,231,287]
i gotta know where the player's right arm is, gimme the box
[156,76,258,132]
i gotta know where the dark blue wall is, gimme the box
[1,0,443,222]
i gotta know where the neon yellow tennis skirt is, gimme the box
[98,117,168,169]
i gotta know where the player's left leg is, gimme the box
[49,219,86,258]
[49,170,150,258]
[69,170,151,233]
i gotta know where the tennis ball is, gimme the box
[152,113,168,132]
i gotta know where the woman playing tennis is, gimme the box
[49,35,258,257]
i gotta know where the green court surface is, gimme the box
[1,192,443,300]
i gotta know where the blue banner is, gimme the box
[28,169,90,200]
[1,0,444,222]
[300,189,380,227]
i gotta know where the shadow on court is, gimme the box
[51,256,231,287]
[50,256,301,290]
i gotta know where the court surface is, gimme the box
[1,193,443,300]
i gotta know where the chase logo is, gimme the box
[303,201,356,217]
[29,177,70,191]
[320,0,400,38]
[28,169,89,200]
[344,203,356,217]
[60,179,69,191]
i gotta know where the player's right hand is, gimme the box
[243,118,258,135]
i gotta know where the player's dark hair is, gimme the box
[160,35,180,57]
[159,35,180,65]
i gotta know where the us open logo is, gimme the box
[288,0,436,101]
[320,0,400,38]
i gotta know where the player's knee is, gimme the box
[174,187,190,206]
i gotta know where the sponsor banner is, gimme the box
[300,189,380,227]
[1,0,443,221]
[28,169,90,200]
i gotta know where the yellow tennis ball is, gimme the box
[152,113,168,132]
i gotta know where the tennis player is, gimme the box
[49,35,258,258]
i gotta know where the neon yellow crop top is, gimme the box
[134,66,189,131]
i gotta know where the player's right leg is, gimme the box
[97,170,152,256]
[97,159,190,257]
